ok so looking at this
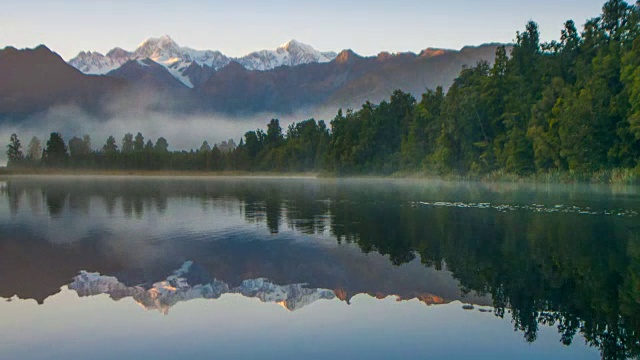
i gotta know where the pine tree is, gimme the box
[6,134,24,167]
[44,132,68,167]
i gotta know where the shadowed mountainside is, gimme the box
[0,43,508,120]
[0,46,125,119]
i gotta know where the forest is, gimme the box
[5,0,640,181]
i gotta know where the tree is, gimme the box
[144,140,154,152]
[197,141,212,170]
[557,20,582,84]
[266,119,284,148]
[211,145,223,170]
[154,137,169,152]
[528,77,568,170]
[122,133,134,153]
[83,135,91,153]
[134,132,145,152]
[244,131,263,159]
[6,134,24,167]
[622,38,640,144]
[26,136,42,161]
[601,0,631,41]
[103,136,118,154]
[69,136,91,159]
[44,132,68,167]
[200,141,211,153]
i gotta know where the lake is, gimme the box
[0,176,638,359]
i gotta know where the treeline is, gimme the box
[5,131,239,171]
[5,0,640,177]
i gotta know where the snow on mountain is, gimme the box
[68,48,132,75]
[68,261,335,314]
[128,35,231,87]
[68,36,336,88]
[237,39,337,71]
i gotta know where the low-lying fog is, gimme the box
[0,104,338,166]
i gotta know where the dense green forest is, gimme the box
[5,0,640,181]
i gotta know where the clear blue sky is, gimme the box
[1,0,609,60]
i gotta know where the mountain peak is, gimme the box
[279,39,310,52]
[33,44,53,53]
[106,47,131,58]
[236,39,335,71]
[280,39,301,48]
[278,39,335,61]
[335,49,361,64]
[134,35,181,60]
[138,35,177,47]
[419,48,450,58]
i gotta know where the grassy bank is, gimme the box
[390,167,640,185]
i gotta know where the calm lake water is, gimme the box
[0,176,639,359]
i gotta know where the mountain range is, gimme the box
[69,36,338,88]
[0,36,510,121]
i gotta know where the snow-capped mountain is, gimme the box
[68,36,337,88]
[68,47,132,75]
[237,39,337,71]
[68,261,336,314]
[130,36,231,87]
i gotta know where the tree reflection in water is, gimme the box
[2,177,639,359]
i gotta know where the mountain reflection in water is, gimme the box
[0,177,639,359]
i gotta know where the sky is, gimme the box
[1,0,609,61]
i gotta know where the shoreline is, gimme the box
[0,168,319,178]
[0,167,638,186]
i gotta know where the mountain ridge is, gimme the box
[68,35,339,88]
[0,42,511,120]
[67,36,509,90]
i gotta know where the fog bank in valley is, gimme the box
[0,103,339,166]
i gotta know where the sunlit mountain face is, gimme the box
[0,177,638,359]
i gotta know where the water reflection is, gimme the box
[70,262,337,314]
[1,177,639,359]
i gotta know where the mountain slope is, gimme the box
[328,44,508,109]
[107,58,187,89]
[197,44,509,115]
[0,45,125,119]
